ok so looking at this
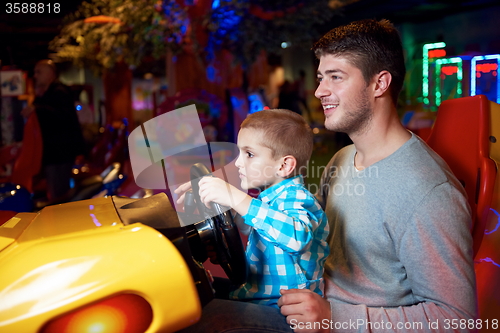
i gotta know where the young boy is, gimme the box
[191,109,329,308]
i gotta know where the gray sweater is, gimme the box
[317,133,477,332]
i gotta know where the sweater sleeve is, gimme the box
[327,182,477,333]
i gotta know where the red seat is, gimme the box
[426,95,500,326]
[426,95,496,256]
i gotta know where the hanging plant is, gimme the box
[49,0,188,74]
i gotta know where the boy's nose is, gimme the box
[235,154,243,168]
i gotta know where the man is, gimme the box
[22,60,85,203]
[278,19,477,333]
[181,19,476,333]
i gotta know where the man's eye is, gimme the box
[316,77,323,83]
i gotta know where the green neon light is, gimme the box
[435,57,463,106]
[423,42,446,106]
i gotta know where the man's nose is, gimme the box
[315,81,330,100]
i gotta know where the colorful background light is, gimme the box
[471,54,500,104]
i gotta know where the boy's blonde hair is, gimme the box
[240,109,313,173]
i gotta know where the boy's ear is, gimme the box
[277,155,297,178]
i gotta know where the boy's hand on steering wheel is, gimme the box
[174,181,192,206]
[198,177,252,216]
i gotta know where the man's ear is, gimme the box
[277,155,297,178]
[373,70,392,98]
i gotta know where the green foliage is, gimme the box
[50,0,356,74]
[50,0,186,74]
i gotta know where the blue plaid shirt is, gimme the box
[229,175,329,308]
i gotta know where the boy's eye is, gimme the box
[246,152,254,158]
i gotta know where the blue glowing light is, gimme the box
[212,0,220,9]
[231,96,244,110]
[211,107,221,118]
[478,257,500,268]
[206,65,216,82]
[76,104,82,111]
[90,213,102,227]
[470,54,500,104]
[211,4,242,40]
[219,10,241,29]
[248,93,264,114]
[485,208,500,235]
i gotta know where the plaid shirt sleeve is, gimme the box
[245,190,319,254]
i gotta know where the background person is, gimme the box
[278,80,302,115]
[21,59,85,203]
[294,69,312,122]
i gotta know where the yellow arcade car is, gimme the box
[0,164,247,333]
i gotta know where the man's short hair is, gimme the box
[240,109,313,172]
[312,19,406,105]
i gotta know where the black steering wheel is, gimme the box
[190,163,247,286]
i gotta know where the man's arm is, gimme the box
[280,182,477,333]
[347,182,476,332]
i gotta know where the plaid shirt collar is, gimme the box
[258,175,304,204]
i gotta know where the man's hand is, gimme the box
[278,289,331,333]
[198,176,252,216]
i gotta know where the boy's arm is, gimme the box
[198,176,323,254]
[244,189,321,254]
